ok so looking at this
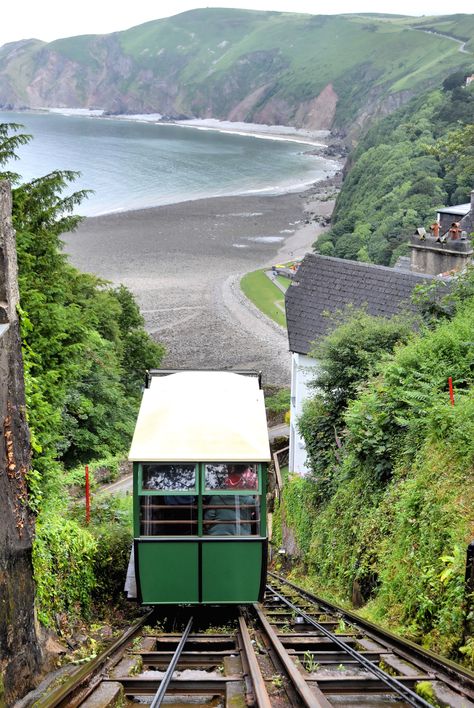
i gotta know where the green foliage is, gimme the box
[89,454,126,484]
[87,496,133,606]
[369,425,473,658]
[416,681,440,707]
[0,122,31,183]
[265,388,291,415]
[280,474,315,557]
[33,495,133,629]
[345,299,474,481]
[0,123,165,500]
[282,284,474,660]
[33,514,97,628]
[427,123,474,206]
[298,309,413,497]
[318,83,474,265]
[0,122,164,626]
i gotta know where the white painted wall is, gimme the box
[289,352,318,475]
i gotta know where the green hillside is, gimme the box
[315,75,473,265]
[281,275,474,663]
[0,9,472,130]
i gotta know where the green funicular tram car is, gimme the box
[129,369,271,604]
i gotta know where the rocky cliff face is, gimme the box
[0,10,464,133]
[0,182,41,705]
[0,36,342,128]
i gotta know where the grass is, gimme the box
[276,275,291,291]
[240,269,286,328]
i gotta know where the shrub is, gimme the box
[298,308,413,496]
[33,514,97,629]
[279,295,474,660]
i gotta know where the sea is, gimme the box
[0,110,336,217]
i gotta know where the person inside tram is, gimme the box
[204,465,258,536]
[141,464,197,535]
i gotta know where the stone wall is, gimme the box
[410,234,473,276]
[0,181,41,705]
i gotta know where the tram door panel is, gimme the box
[137,541,199,604]
[202,541,263,603]
[200,463,263,602]
[137,463,200,604]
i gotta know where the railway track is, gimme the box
[32,575,474,707]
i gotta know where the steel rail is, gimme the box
[238,615,273,708]
[150,616,193,708]
[253,603,332,707]
[33,610,154,708]
[269,571,474,693]
[267,584,434,708]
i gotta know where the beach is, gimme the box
[63,127,342,386]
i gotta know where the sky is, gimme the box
[1,0,472,47]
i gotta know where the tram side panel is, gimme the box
[133,462,267,604]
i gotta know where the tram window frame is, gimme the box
[138,463,199,537]
[139,462,198,495]
[202,463,261,495]
[202,463,261,537]
[136,463,263,538]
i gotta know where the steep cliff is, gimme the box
[0,9,471,132]
[0,182,41,705]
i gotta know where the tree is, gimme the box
[320,84,472,265]
[298,309,413,498]
[429,123,474,205]
[0,122,165,501]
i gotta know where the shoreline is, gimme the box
[86,166,340,219]
[65,175,343,384]
[76,169,342,265]
[6,107,342,218]
[43,107,332,148]
[58,122,344,384]
[164,118,330,149]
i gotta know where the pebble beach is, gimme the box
[64,157,341,386]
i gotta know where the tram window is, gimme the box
[141,463,196,492]
[140,495,197,536]
[203,494,260,536]
[204,463,258,491]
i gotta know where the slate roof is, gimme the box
[285,253,435,355]
[437,203,470,216]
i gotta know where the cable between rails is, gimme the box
[150,616,194,708]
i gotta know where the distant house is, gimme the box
[284,191,474,476]
[284,255,434,474]
[411,190,474,276]
[435,190,474,238]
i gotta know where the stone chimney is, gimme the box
[410,234,473,276]
[410,192,473,276]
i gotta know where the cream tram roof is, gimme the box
[129,371,271,462]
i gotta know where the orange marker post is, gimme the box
[85,465,91,524]
[448,377,455,406]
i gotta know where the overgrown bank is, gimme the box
[274,275,474,666]
[1,123,164,634]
